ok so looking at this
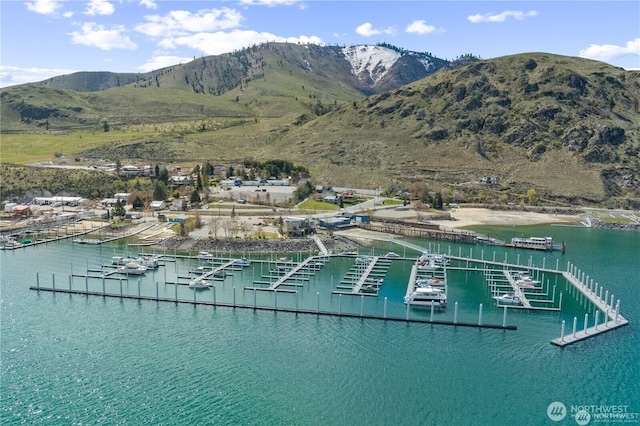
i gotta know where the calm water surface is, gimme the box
[1,225,639,425]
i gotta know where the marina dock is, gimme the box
[24,233,628,347]
[551,269,628,346]
[502,271,532,308]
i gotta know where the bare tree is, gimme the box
[209,216,220,239]
[221,219,233,239]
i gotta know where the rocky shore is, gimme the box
[591,219,640,232]
[156,234,361,254]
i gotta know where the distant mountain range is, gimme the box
[1,42,638,207]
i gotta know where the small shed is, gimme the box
[11,205,31,217]
[150,200,166,210]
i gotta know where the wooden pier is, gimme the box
[357,222,477,244]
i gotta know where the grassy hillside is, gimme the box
[1,49,639,207]
[270,53,640,204]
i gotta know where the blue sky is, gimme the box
[1,0,638,88]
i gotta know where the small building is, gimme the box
[345,213,370,224]
[11,205,31,217]
[150,200,167,210]
[114,193,130,202]
[169,200,182,211]
[31,196,83,206]
[169,175,191,186]
[284,217,314,237]
[323,195,338,204]
[317,216,352,230]
[100,198,118,207]
[4,202,17,213]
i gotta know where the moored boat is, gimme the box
[118,262,147,275]
[404,285,447,308]
[188,277,211,289]
[197,251,214,260]
[493,292,522,305]
[233,258,251,267]
[513,272,540,289]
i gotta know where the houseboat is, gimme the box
[506,236,565,252]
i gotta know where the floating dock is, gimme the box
[551,270,628,346]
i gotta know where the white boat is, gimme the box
[509,236,564,252]
[355,256,369,264]
[233,258,251,267]
[514,273,540,289]
[493,292,522,305]
[119,262,147,275]
[417,259,441,271]
[404,285,447,307]
[415,277,445,288]
[197,251,214,260]
[1,237,21,248]
[417,251,449,267]
[137,255,160,269]
[188,277,211,290]
[361,284,379,294]
[340,250,358,257]
[212,269,226,279]
[112,256,127,265]
[384,252,401,259]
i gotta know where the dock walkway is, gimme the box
[189,260,236,283]
[551,271,628,346]
[351,256,381,294]
[502,271,532,308]
[312,236,329,256]
[269,257,319,290]
[404,265,419,301]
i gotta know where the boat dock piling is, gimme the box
[29,277,517,331]
[32,240,628,347]
[551,264,628,346]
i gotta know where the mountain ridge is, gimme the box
[1,44,638,207]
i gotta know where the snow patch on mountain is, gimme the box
[409,52,435,71]
[342,45,401,83]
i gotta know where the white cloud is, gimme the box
[84,0,115,16]
[0,65,77,88]
[160,29,322,55]
[579,38,640,62]
[136,8,243,38]
[63,11,74,18]
[405,20,439,35]
[139,0,157,10]
[69,23,137,50]
[356,22,394,37]
[468,10,537,23]
[24,0,62,15]
[356,23,379,36]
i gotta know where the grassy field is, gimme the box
[298,199,340,211]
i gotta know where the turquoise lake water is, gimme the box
[1,225,639,425]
